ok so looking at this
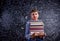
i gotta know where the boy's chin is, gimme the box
[33,19,38,20]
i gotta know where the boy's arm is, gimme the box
[42,22,46,36]
[25,22,30,39]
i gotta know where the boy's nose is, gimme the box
[33,16,36,18]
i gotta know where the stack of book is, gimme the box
[30,21,44,35]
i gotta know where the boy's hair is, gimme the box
[30,9,38,13]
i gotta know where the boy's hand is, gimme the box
[30,33,35,38]
[34,32,39,36]
[30,32,46,38]
[39,32,45,35]
[30,32,39,38]
[38,32,46,38]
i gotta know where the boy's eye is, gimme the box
[35,13,37,15]
[33,14,34,15]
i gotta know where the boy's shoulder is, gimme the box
[26,19,43,23]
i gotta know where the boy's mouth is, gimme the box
[33,17,36,20]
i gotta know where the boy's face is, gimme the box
[31,12,39,20]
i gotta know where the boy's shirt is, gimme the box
[25,20,44,39]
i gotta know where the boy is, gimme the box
[25,9,46,41]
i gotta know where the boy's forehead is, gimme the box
[31,12,38,14]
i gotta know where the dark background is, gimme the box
[0,0,60,41]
